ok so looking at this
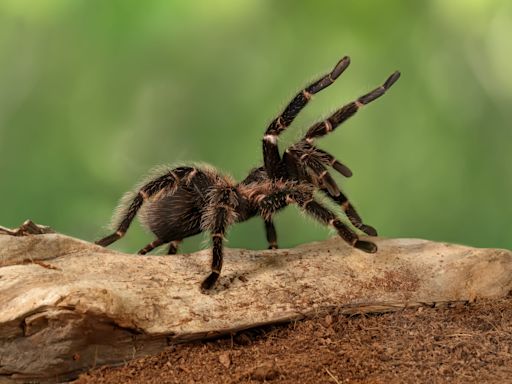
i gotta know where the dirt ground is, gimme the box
[76,297,512,384]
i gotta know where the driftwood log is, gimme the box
[0,221,511,383]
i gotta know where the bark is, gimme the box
[0,221,511,382]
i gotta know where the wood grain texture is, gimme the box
[0,229,511,382]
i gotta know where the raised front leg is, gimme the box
[303,71,400,141]
[263,57,351,179]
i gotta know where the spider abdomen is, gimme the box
[136,164,241,243]
[139,188,203,241]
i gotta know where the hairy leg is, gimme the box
[96,167,195,247]
[303,71,400,141]
[322,189,377,236]
[300,199,377,253]
[256,190,376,253]
[138,238,165,255]
[200,187,238,291]
[265,219,278,249]
[263,57,351,179]
[168,240,182,255]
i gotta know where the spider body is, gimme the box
[96,56,400,290]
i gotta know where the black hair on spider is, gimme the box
[96,56,400,291]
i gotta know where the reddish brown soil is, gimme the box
[76,298,512,384]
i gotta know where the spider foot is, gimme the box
[95,233,121,247]
[360,224,378,237]
[355,240,377,253]
[201,272,220,292]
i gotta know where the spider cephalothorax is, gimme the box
[96,56,400,290]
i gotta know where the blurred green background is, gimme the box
[0,0,510,253]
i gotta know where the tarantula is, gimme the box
[96,56,400,290]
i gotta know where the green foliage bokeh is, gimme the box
[1,0,511,253]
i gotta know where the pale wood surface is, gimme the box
[0,226,510,382]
